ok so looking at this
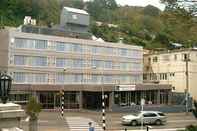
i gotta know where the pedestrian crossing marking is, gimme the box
[66,117,103,131]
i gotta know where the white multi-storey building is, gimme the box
[144,49,197,100]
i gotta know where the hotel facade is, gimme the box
[0,27,172,110]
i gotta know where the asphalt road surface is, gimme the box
[21,110,197,131]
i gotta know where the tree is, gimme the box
[86,0,118,22]
[143,5,161,17]
[26,96,42,131]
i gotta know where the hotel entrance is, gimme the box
[83,92,109,110]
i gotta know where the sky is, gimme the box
[116,0,165,10]
[84,0,166,10]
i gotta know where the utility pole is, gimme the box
[185,53,190,114]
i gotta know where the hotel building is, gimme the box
[0,7,171,110]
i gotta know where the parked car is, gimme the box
[121,111,167,126]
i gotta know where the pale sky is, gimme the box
[116,0,165,10]
[84,0,166,10]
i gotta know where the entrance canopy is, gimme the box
[115,84,172,92]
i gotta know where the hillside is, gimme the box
[0,0,197,49]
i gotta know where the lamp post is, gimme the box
[0,74,12,104]
[184,53,190,114]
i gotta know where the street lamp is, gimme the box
[183,53,190,114]
[0,74,12,104]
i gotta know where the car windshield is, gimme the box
[158,113,165,116]
[131,112,141,116]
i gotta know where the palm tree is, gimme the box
[26,96,41,131]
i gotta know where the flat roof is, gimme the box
[64,7,89,15]
[9,29,143,50]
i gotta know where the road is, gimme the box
[21,110,197,131]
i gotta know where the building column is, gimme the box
[79,91,83,110]
[33,91,39,103]
[157,90,160,104]
[168,90,172,105]
[53,93,56,109]
[109,92,114,111]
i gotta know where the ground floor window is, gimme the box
[64,91,80,109]
[10,93,30,104]
[114,90,170,106]
[38,91,80,109]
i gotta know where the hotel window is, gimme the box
[15,38,47,49]
[91,75,101,83]
[72,44,83,53]
[56,58,72,68]
[35,40,47,49]
[56,42,65,51]
[120,62,128,70]
[104,61,112,69]
[130,50,142,58]
[103,75,113,83]
[105,47,113,55]
[15,38,26,48]
[74,74,83,83]
[120,75,130,83]
[56,42,72,52]
[35,73,48,83]
[15,38,35,48]
[92,60,103,69]
[91,46,102,54]
[56,58,65,67]
[132,63,142,71]
[133,74,142,83]
[119,48,128,56]
[31,56,47,66]
[26,73,34,83]
[56,73,65,83]
[73,59,84,68]
[65,74,75,83]
[14,55,26,65]
[14,72,25,83]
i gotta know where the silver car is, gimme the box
[122,111,167,126]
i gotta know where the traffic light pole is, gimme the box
[102,76,106,130]
[61,89,64,117]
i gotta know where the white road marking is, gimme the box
[66,117,103,131]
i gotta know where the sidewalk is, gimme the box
[119,128,185,131]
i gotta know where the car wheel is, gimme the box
[131,120,137,126]
[155,119,162,125]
